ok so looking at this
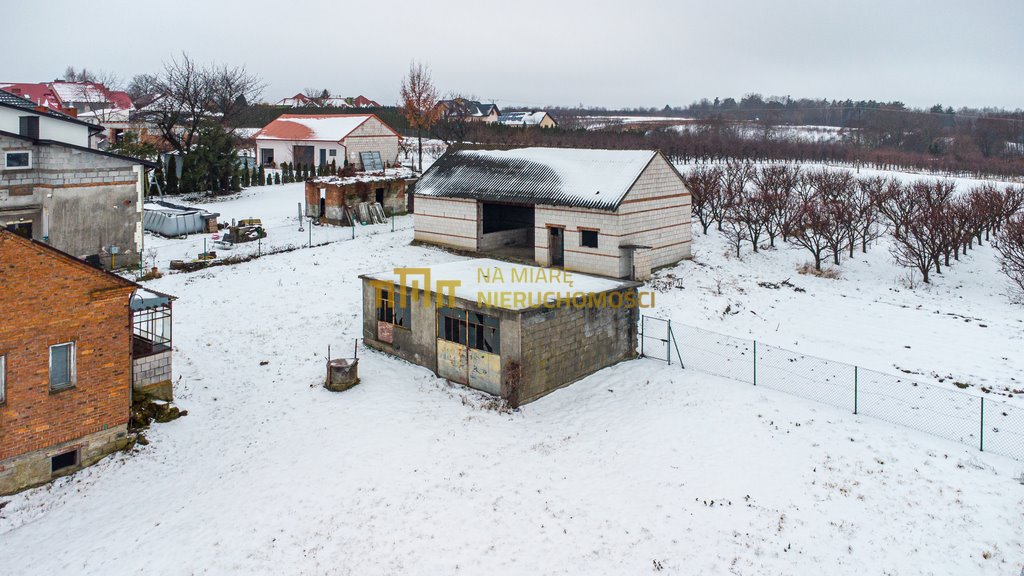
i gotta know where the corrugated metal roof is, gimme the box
[414,147,657,210]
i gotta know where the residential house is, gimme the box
[0,229,175,495]
[0,88,155,269]
[361,258,640,406]
[497,111,558,128]
[254,114,402,171]
[413,147,692,280]
[275,94,382,108]
[438,99,501,123]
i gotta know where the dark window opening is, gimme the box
[581,229,599,248]
[437,308,466,345]
[51,449,78,473]
[5,221,32,239]
[5,151,31,169]
[376,285,410,328]
[467,312,500,354]
[375,188,385,205]
[19,116,39,139]
[260,148,275,166]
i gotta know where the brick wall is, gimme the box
[617,154,692,274]
[344,117,401,167]
[305,178,409,222]
[0,232,134,463]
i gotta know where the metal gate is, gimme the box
[640,315,683,367]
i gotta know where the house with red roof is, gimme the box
[253,114,402,171]
[0,81,133,115]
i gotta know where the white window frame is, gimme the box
[0,354,6,404]
[48,342,76,392]
[3,150,32,170]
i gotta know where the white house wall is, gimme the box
[255,139,345,168]
[0,107,91,148]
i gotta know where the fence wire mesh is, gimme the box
[653,320,1024,462]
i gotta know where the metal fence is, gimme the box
[641,317,1024,462]
[135,214,414,276]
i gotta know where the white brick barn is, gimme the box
[413,147,692,279]
[253,114,402,171]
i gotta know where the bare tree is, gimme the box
[785,187,832,271]
[138,53,264,154]
[60,66,122,89]
[683,165,723,235]
[435,94,477,145]
[994,215,1024,296]
[303,88,331,107]
[400,61,442,172]
[753,164,799,246]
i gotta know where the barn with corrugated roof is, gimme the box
[413,147,692,279]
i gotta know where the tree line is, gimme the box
[682,162,1024,291]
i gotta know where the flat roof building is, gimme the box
[361,258,643,406]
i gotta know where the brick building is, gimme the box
[361,259,641,406]
[0,229,173,495]
[305,170,414,225]
[413,147,692,280]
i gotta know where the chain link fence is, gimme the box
[644,318,1024,462]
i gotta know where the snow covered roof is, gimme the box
[313,167,414,186]
[498,111,553,126]
[255,114,393,142]
[363,258,637,311]
[414,147,660,210]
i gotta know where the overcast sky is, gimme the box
[7,0,1023,110]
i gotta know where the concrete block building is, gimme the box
[413,147,691,280]
[0,230,174,495]
[254,114,402,171]
[0,88,154,269]
[361,259,640,406]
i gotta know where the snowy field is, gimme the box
[1,166,1023,575]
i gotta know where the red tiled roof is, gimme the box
[255,114,401,141]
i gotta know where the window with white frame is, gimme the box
[0,354,6,404]
[49,342,76,391]
[4,151,32,170]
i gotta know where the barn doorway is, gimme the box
[479,202,534,260]
[547,226,564,267]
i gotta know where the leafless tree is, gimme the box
[60,66,122,89]
[435,94,477,145]
[683,165,723,235]
[752,164,799,246]
[994,215,1024,296]
[207,64,265,125]
[785,186,833,271]
[400,61,442,172]
[303,88,331,107]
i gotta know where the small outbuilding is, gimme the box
[413,147,692,280]
[305,169,414,225]
[360,258,642,406]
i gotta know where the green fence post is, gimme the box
[980,397,985,452]
[258,236,261,257]
[753,340,757,386]
[666,319,672,365]
[854,366,859,415]
[351,224,355,240]
[391,209,395,232]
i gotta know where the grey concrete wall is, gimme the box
[479,227,531,251]
[0,134,142,268]
[0,425,130,496]
[517,288,639,404]
[362,280,438,371]
[132,350,173,401]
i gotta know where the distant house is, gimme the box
[275,94,382,108]
[0,229,175,495]
[413,147,692,280]
[438,99,500,123]
[275,93,320,108]
[498,111,557,128]
[0,88,155,269]
[254,114,402,171]
[0,81,133,115]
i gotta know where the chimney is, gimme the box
[11,87,21,95]
[34,105,49,114]
[62,106,78,118]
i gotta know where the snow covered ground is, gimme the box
[2,166,1023,575]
